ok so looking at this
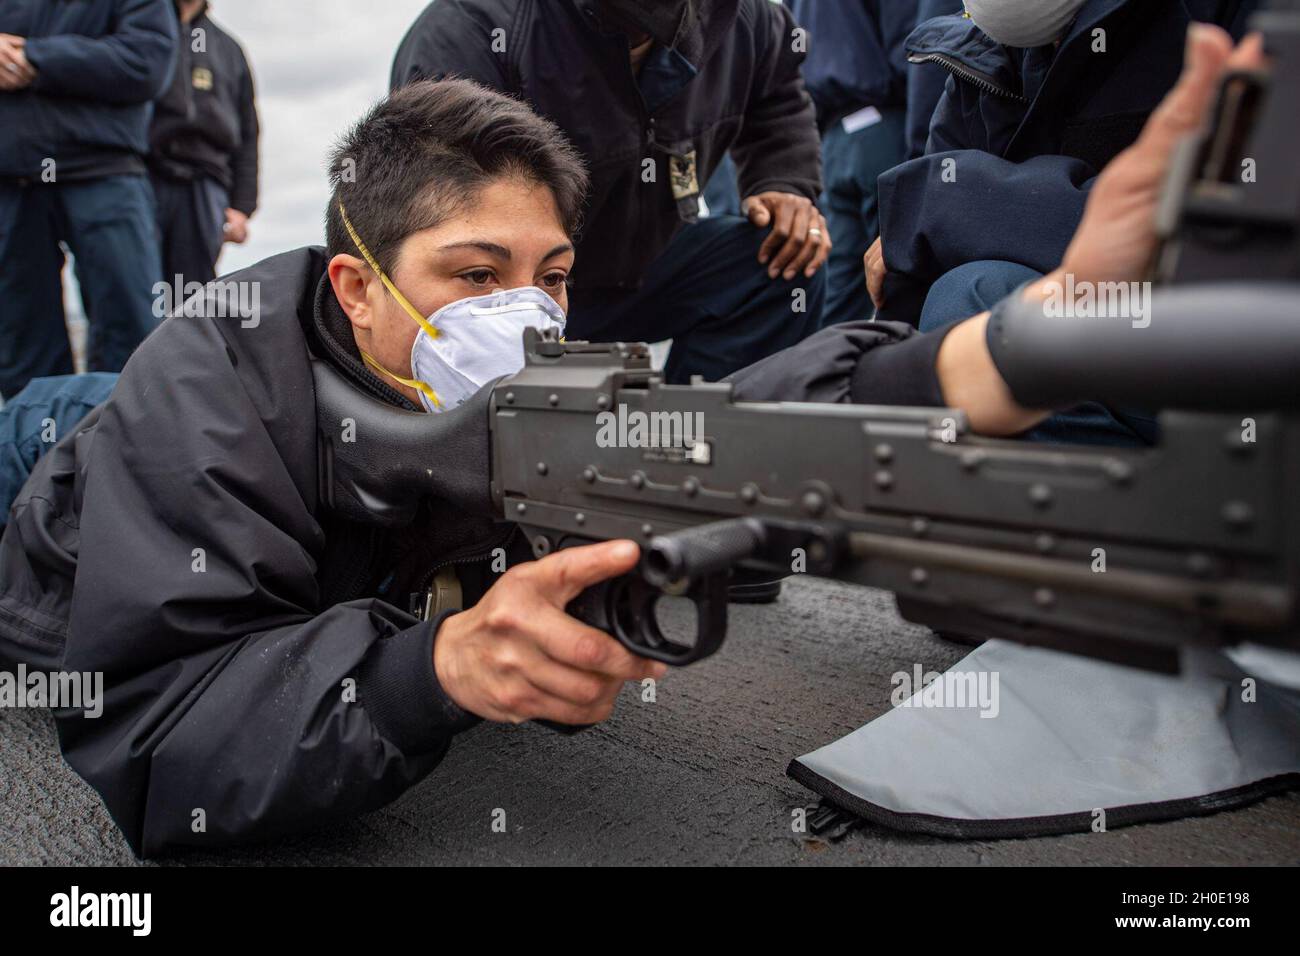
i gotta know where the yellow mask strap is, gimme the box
[359,349,443,410]
[337,200,440,341]
[338,199,443,408]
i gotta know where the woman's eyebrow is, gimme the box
[541,242,575,260]
[438,240,512,259]
[435,240,574,261]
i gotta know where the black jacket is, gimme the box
[391,0,821,292]
[904,0,963,159]
[149,4,260,215]
[0,0,177,181]
[0,249,940,856]
[0,248,511,856]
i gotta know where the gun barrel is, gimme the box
[988,283,1300,411]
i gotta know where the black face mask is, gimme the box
[595,0,688,48]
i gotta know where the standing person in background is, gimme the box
[149,1,259,285]
[904,0,964,160]
[392,0,830,384]
[0,0,176,401]
[786,0,918,327]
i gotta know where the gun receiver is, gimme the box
[492,327,1298,672]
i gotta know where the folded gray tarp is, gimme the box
[789,641,1300,839]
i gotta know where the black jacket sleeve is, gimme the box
[24,0,177,105]
[55,311,474,858]
[390,0,514,91]
[729,0,822,202]
[229,42,260,216]
[728,320,949,408]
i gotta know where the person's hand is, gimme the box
[433,540,667,725]
[1056,24,1265,287]
[223,208,250,244]
[937,25,1266,438]
[742,191,831,280]
[0,35,35,91]
[864,235,887,309]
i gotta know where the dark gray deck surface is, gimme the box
[2,578,1297,866]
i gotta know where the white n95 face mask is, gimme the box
[338,201,566,412]
[406,286,566,412]
[963,0,1088,48]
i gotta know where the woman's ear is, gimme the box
[327,254,374,330]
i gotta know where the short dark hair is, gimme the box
[325,78,589,274]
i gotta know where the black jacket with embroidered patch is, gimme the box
[149,5,260,214]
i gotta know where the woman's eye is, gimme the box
[463,269,496,286]
[540,272,567,289]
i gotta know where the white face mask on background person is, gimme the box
[339,201,566,412]
[963,0,1089,48]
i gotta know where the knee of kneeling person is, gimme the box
[919,261,1043,334]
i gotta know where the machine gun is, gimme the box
[491,301,1298,674]
[315,302,1297,677]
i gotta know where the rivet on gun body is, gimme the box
[911,517,929,536]
[641,523,654,537]
[1103,458,1133,484]
[802,490,826,514]
[548,393,559,406]
[1029,483,1053,507]
[1035,533,1055,553]
[532,535,551,556]
[1187,552,1214,577]
[1034,588,1055,608]
[1225,429,1252,454]
[910,567,928,586]
[874,470,893,491]
[1222,500,1254,529]
[961,450,985,472]
[683,477,700,496]
[630,472,645,489]
[874,443,894,464]
[575,513,586,525]
[582,467,596,483]
[515,502,527,515]
[536,462,548,475]
[596,395,610,410]
[505,391,515,404]
[740,483,759,504]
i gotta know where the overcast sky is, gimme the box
[212,0,434,274]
